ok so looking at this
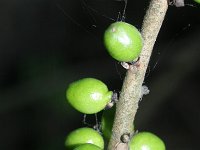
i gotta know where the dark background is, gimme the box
[0,0,200,149]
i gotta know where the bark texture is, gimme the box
[108,0,168,149]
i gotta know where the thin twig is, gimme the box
[107,0,168,150]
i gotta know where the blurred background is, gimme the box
[0,0,200,149]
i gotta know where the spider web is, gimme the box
[57,0,129,129]
[58,0,195,129]
[145,23,192,80]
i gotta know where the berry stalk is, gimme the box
[107,0,168,150]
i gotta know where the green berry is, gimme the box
[104,21,143,62]
[101,106,115,141]
[65,127,104,150]
[73,144,102,150]
[194,0,200,3]
[129,132,165,150]
[66,78,113,114]
[101,106,134,141]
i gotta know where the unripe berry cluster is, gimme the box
[65,22,165,150]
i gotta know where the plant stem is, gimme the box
[107,0,168,150]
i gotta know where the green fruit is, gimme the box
[73,144,102,150]
[66,78,113,114]
[101,106,134,141]
[65,127,104,150]
[129,132,165,150]
[194,0,200,3]
[101,106,115,140]
[104,21,143,62]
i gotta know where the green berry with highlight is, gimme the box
[129,132,165,150]
[66,78,113,114]
[65,127,104,150]
[104,21,143,62]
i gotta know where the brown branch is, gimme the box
[107,0,168,150]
